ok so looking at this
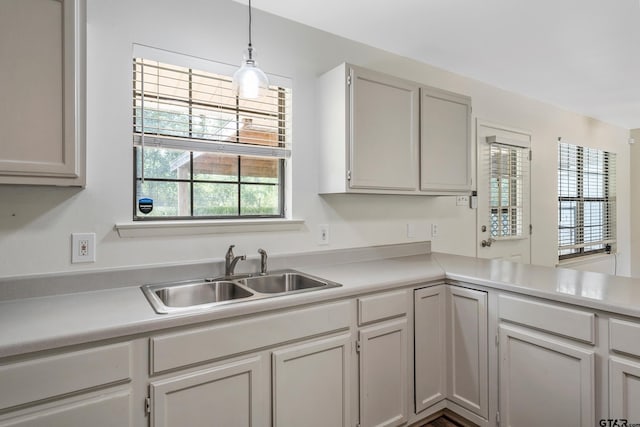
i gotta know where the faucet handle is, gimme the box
[258,248,268,275]
[226,245,236,257]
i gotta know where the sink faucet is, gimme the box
[258,248,268,275]
[225,245,246,276]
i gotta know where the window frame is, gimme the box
[131,53,290,221]
[558,142,616,260]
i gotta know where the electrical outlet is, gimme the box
[318,224,330,245]
[72,233,96,263]
[431,223,439,239]
[406,223,416,239]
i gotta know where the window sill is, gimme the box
[115,219,305,238]
[556,252,613,268]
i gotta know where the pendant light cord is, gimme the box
[247,0,254,59]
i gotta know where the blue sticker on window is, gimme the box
[138,198,153,214]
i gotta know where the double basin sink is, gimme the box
[142,270,342,314]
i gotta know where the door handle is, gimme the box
[481,238,495,247]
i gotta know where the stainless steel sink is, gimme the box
[239,272,330,294]
[142,270,341,314]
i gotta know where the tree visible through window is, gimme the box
[132,56,291,219]
[558,141,616,259]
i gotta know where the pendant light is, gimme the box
[232,0,269,99]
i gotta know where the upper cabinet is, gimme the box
[0,0,86,186]
[420,86,472,193]
[318,63,471,195]
[318,63,419,194]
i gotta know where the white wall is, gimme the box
[0,0,631,279]
[631,129,640,277]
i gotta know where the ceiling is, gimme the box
[249,0,640,130]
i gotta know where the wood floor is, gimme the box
[419,416,465,427]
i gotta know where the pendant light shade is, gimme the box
[232,0,269,99]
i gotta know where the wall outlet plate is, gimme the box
[71,233,96,263]
[431,223,439,239]
[318,224,330,245]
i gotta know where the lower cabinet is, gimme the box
[0,393,130,427]
[498,325,595,426]
[272,334,351,427]
[0,341,134,427]
[414,285,447,413]
[358,318,408,427]
[414,285,488,421]
[609,357,640,421]
[150,356,264,427]
[448,287,488,418]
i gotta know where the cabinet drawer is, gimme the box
[151,301,351,374]
[498,294,595,344]
[0,342,131,411]
[358,290,407,325]
[610,318,640,357]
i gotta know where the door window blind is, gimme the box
[558,141,616,259]
[487,138,530,239]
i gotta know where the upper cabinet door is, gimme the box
[349,66,419,191]
[0,0,85,186]
[420,86,471,193]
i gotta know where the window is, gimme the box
[558,141,616,259]
[488,140,529,239]
[132,52,291,220]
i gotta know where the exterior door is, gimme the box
[476,120,531,263]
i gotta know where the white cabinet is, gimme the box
[448,287,488,419]
[150,356,264,427]
[414,285,447,413]
[0,342,133,427]
[272,334,351,427]
[356,290,409,427]
[497,294,596,426]
[609,318,640,421]
[358,319,408,427]
[148,301,352,427]
[420,86,472,193]
[0,0,85,186]
[609,357,640,421]
[318,63,472,195]
[498,325,595,427]
[0,393,130,427]
[318,63,419,194]
[414,284,488,421]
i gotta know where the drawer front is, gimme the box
[0,392,130,427]
[151,300,351,374]
[498,294,595,343]
[610,318,640,357]
[0,343,132,411]
[358,289,407,325]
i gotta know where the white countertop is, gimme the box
[1,252,639,359]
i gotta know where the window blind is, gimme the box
[486,137,530,240]
[558,141,616,258]
[133,58,292,160]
